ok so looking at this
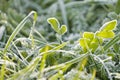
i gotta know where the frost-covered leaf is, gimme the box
[100,20,117,31]
[58,25,67,35]
[96,31,115,38]
[83,32,94,40]
[47,18,60,33]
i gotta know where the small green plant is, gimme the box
[79,20,117,52]
[47,18,67,35]
[47,18,67,43]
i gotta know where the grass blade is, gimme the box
[3,11,37,54]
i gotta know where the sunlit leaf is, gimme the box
[83,32,94,40]
[96,31,115,38]
[96,37,103,44]
[92,38,103,44]
[79,38,90,48]
[100,20,117,31]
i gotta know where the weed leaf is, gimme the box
[58,25,67,35]
[96,31,115,38]
[47,18,60,33]
[100,20,117,31]
[96,20,117,38]
[83,32,94,40]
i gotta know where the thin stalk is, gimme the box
[29,12,37,49]
[34,29,48,43]
[12,42,28,65]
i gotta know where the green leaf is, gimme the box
[47,18,60,33]
[47,18,67,35]
[100,20,117,31]
[96,31,115,38]
[79,38,90,48]
[92,38,103,44]
[89,42,99,52]
[58,25,67,35]
[97,37,103,44]
[83,32,94,40]
[88,37,103,52]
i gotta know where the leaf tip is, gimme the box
[47,17,58,23]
